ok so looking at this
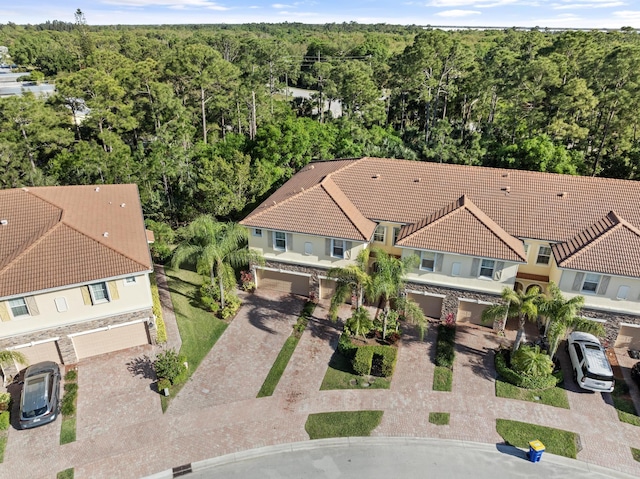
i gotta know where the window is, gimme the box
[523,243,530,256]
[373,225,386,243]
[253,228,262,237]
[304,242,313,255]
[420,251,436,271]
[332,239,345,258]
[393,227,401,245]
[479,259,495,278]
[54,297,68,313]
[451,262,461,276]
[274,231,286,251]
[124,276,136,285]
[536,246,552,265]
[89,282,110,304]
[617,285,630,300]
[581,273,601,293]
[9,298,29,317]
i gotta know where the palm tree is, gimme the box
[547,315,605,359]
[170,215,264,309]
[482,286,544,351]
[396,296,427,341]
[327,249,371,321]
[511,345,554,377]
[0,349,28,367]
[538,282,585,338]
[366,248,418,340]
[345,308,374,339]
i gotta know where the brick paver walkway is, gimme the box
[3,290,640,478]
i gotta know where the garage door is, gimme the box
[615,324,640,349]
[320,279,337,300]
[15,341,62,365]
[408,293,443,320]
[258,270,310,296]
[72,322,149,360]
[457,300,492,327]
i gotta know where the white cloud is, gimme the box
[552,1,624,9]
[272,3,292,8]
[427,0,518,7]
[612,10,640,20]
[436,9,482,16]
[103,0,229,9]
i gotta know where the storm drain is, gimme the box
[173,464,193,477]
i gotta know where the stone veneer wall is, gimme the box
[0,308,153,366]
[580,308,640,347]
[406,282,504,328]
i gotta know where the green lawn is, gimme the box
[611,382,640,426]
[496,419,579,458]
[258,335,299,397]
[495,379,570,409]
[320,351,390,390]
[163,267,228,410]
[429,412,450,425]
[57,468,74,479]
[632,447,640,462]
[0,434,6,463]
[305,411,383,439]
[60,417,77,445]
[433,366,452,391]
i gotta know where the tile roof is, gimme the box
[396,195,527,262]
[552,212,640,277]
[242,157,640,275]
[0,185,152,298]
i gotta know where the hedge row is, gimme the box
[435,324,456,369]
[353,346,398,377]
[495,349,560,390]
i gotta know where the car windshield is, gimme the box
[21,375,49,418]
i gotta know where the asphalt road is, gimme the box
[155,438,635,479]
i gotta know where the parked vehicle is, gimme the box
[631,362,640,386]
[567,332,615,393]
[19,361,60,429]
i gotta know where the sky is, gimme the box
[1,0,639,29]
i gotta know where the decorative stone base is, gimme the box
[0,308,153,366]
[580,308,640,347]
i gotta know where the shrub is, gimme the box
[353,347,374,376]
[435,324,456,369]
[220,293,241,320]
[157,378,171,391]
[511,345,553,377]
[0,392,11,412]
[61,394,76,416]
[154,349,187,384]
[64,383,78,395]
[240,270,255,292]
[495,349,559,389]
[0,411,9,430]
[150,279,167,344]
[64,370,77,382]
[352,345,397,377]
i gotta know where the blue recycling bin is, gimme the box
[528,440,545,462]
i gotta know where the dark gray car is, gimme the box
[19,361,60,429]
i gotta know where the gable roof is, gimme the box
[0,185,152,298]
[242,157,640,275]
[552,211,640,277]
[396,195,527,262]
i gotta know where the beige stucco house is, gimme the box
[241,157,640,349]
[0,184,155,375]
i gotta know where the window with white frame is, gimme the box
[253,228,262,237]
[393,227,401,245]
[479,259,495,278]
[89,282,110,304]
[451,262,461,276]
[373,225,386,243]
[124,276,137,285]
[581,273,601,293]
[274,231,286,251]
[9,297,29,317]
[616,285,630,300]
[304,242,313,255]
[420,251,436,271]
[523,243,529,256]
[332,239,345,258]
[536,246,552,265]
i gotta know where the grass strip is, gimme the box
[57,468,74,479]
[496,418,578,458]
[433,366,452,391]
[429,412,450,425]
[60,417,77,445]
[0,434,6,463]
[305,411,383,439]
[495,379,569,409]
[320,351,390,390]
[162,267,228,411]
[611,382,640,426]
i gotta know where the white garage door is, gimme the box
[615,324,640,349]
[258,270,310,296]
[15,341,62,365]
[72,322,149,360]
[408,293,443,320]
[457,300,492,327]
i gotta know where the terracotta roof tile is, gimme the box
[552,212,640,277]
[397,195,526,262]
[0,185,152,298]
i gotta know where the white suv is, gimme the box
[567,332,615,393]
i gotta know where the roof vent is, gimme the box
[501,186,510,193]
[558,192,568,198]
[373,174,380,179]
[120,203,126,207]
[0,219,7,226]
[502,173,509,178]
[103,232,109,237]
[414,178,421,183]
[95,187,100,192]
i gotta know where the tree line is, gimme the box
[1,20,640,225]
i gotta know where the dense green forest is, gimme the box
[1,19,640,224]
